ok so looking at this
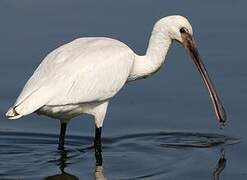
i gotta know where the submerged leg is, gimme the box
[58,122,67,150]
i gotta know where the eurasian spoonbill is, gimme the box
[6,15,226,151]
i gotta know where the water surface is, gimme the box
[0,131,239,179]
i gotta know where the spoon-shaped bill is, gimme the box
[181,32,226,125]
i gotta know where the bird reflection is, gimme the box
[94,150,107,180]
[45,143,226,180]
[212,148,226,180]
[45,149,78,180]
[45,149,106,180]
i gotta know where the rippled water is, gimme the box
[1,0,247,179]
[0,131,239,179]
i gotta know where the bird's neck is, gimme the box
[128,24,172,81]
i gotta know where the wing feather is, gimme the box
[13,37,134,115]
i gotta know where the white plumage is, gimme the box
[9,37,134,125]
[6,15,226,150]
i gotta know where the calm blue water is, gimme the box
[0,0,246,179]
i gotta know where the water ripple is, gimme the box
[0,130,239,179]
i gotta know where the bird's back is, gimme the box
[7,37,134,118]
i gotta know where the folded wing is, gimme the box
[7,37,134,118]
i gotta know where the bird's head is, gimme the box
[155,15,227,126]
[157,15,193,43]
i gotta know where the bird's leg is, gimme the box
[94,125,102,165]
[95,146,103,166]
[93,102,108,166]
[58,122,67,150]
[94,126,102,152]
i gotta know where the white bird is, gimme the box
[6,15,226,151]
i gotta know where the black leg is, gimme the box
[58,122,67,150]
[94,126,102,165]
[95,149,103,166]
[94,126,102,152]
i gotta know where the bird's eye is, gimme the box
[180,27,186,34]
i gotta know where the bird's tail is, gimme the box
[6,86,52,120]
[6,97,45,120]
[6,106,23,120]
